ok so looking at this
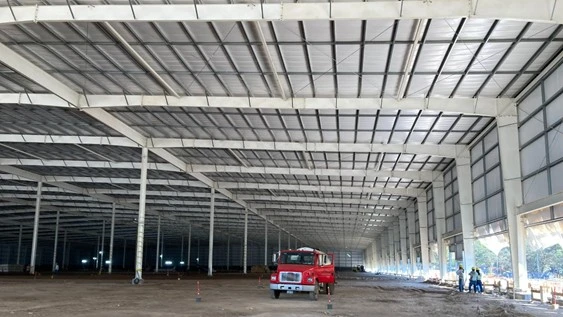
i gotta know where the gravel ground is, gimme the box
[1,272,562,317]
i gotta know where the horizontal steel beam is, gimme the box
[218,182,423,197]
[0,93,511,116]
[237,194,412,207]
[0,158,440,181]
[0,134,467,158]
[150,139,466,158]
[0,1,560,24]
[251,204,401,215]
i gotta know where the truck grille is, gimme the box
[279,272,302,283]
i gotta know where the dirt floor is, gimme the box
[1,272,562,317]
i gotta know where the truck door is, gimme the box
[316,253,333,284]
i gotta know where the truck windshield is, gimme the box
[279,252,314,265]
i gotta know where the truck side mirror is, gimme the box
[272,253,278,265]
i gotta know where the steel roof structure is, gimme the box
[0,0,561,257]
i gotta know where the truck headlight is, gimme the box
[271,275,277,281]
[307,277,313,283]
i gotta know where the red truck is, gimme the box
[269,247,336,300]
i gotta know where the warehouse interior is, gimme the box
[0,0,563,315]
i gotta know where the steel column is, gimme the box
[99,220,105,274]
[399,211,408,274]
[156,214,161,273]
[243,208,248,274]
[122,239,126,269]
[394,221,401,274]
[418,195,430,274]
[16,224,22,265]
[226,235,230,271]
[96,235,100,269]
[388,226,394,272]
[180,235,184,264]
[432,175,447,280]
[109,203,116,274]
[498,111,528,290]
[407,207,417,275]
[62,230,67,270]
[52,210,60,273]
[187,224,192,270]
[208,187,215,277]
[160,231,164,269]
[456,157,475,271]
[29,181,42,275]
[264,219,268,265]
[133,147,149,283]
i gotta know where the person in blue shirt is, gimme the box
[468,267,478,293]
[456,265,465,292]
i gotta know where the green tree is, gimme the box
[474,240,497,274]
[473,240,511,275]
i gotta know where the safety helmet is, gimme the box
[471,267,476,270]
[459,265,463,268]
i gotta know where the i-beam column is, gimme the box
[406,207,417,276]
[187,224,192,271]
[380,231,388,272]
[180,235,184,265]
[264,219,268,266]
[226,235,230,271]
[497,108,528,290]
[208,187,215,277]
[133,147,148,284]
[17,224,22,265]
[393,221,400,274]
[99,220,105,274]
[456,156,475,271]
[109,203,116,274]
[52,210,59,273]
[432,175,447,280]
[417,195,430,274]
[399,211,408,275]
[388,226,394,273]
[30,181,42,275]
[156,214,161,273]
[243,208,248,274]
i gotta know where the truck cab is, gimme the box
[269,247,335,300]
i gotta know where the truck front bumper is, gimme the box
[270,283,315,292]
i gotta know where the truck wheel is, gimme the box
[309,281,319,301]
[270,290,281,299]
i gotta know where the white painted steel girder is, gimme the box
[262,212,392,222]
[235,194,412,207]
[217,182,423,197]
[150,138,467,158]
[251,204,401,215]
[0,134,468,158]
[0,158,440,182]
[0,1,560,25]
[0,93,511,116]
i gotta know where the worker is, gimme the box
[456,265,465,292]
[476,268,483,293]
[468,267,478,293]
